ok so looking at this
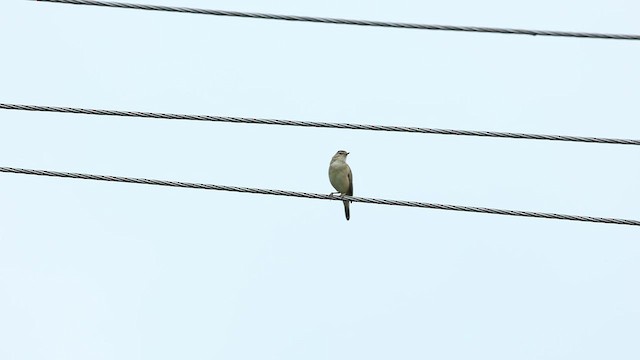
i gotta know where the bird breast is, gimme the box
[329,161,350,193]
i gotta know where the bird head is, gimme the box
[332,150,350,161]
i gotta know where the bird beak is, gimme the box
[347,152,350,155]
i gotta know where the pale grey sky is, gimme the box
[1,0,639,359]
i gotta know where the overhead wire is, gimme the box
[15,2,637,227]
[34,0,640,41]
[1,166,638,227]
[3,103,639,146]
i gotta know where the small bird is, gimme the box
[328,150,353,220]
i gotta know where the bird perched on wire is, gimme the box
[328,150,353,220]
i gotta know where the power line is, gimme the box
[1,166,638,226]
[3,103,639,146]
[34,0,640,41]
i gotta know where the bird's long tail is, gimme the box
[343,200,350,221]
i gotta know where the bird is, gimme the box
[328,150,353,220]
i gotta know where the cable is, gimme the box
[34,0,640,41]
[1,166,638,226]
[3,103,639,146]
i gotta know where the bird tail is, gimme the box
[343,200,350,221]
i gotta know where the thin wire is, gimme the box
[1,166,638,226]
[34,0,640,41]
[3,103,639,146]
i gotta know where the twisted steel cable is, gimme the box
[1,166,638,226]
[2,103,639,146]
[34,0,640,41]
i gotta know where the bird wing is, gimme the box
[346,166,353,197]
